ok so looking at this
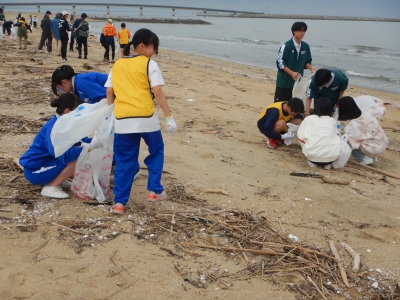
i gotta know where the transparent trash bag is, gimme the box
[292,74,313,106]
[332,134,351,169]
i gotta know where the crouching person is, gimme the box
[257,97,304,148]
[19,93,98,199]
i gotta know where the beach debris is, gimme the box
[290,171,349,185]
[287,234,300,243]
[342,242,361,272]
[187,99,195,102]
[204,189,229,195]
[329,240,350,288]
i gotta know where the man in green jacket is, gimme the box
[304,68,349,117]
[274,22,316,102]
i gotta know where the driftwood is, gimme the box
[306,276,328,300]
[347,160,400,180]
[329,240,350,287]
[341,242,361,272]
[290,171,349,185]
[181,242,286,256]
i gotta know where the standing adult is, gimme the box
[73,13,89,59]
[38,11,52,53]
[68,17,75,51]
[33,15,38,28]
[59,11,71,62]
[274,22,316,102]
[29,15,33,27]
[0,8,5,38]
[50,12,61,56]
[102,19,117,63]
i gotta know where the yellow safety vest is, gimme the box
[112,55,155,119]
[258,102,292,122]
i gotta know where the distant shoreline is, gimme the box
[234,14,400,22]
[90,16,211,25]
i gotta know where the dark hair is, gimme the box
[121,23,126,28]
[56,12,62,19]
[50,93,82,115]
[315,69,332,87]
[291,22,307,35]
[124,28,159,57]
[314,97,332,117]
[51,65,77,96]
[287,97,304,113]
[337,96,362,121]
[20,17,25,21]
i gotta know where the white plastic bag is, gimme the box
[332,135,351,169]
[114,37,120,55]
[51,99,114,157]
[72,144,113,202]
[10,26,17,40]
[284,123,299,146]
[292,74,313,105]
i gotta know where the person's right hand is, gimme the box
[291,71,300,81]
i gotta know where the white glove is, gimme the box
[165,116,177,134]
[88,138,101,151]
[281,132,295,140]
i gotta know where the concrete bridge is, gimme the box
[0,3,264,17]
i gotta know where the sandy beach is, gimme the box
[1,13,400,299]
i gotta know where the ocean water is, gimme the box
[6,5,400,94]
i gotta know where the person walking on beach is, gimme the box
[59,11,71,62]
[102,19,117,63]
[73,13,89,59]
[274,22,316,102]
[105,28,177,214]
[68,17,75,51]
[0,8,5,37]
[38,11,52,53]
[117,23,130,58]
[51,12,61,55]
[33,16,38,28]
[14,17,29,50]
[304,68,348,117]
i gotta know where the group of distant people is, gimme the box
[258,21,388,168]
[37,10,89,62]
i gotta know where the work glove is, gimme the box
[165,115,177,134]
[281,132,295,140]
[88,137,101,152]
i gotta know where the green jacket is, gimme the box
[0,13,5,21]
[276,38,312,89]
[72,18,88,38]
[306,69,349,104]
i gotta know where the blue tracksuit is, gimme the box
[74,73,108,104]
[19,115,90,185]
[50,17,60,40]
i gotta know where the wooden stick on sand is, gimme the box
[341,242,361,272]
[329,240,350,287]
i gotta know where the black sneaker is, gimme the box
[78,56,82,59]
[84,56,87,59]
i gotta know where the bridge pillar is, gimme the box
[140,7,143,16]
[72,6,76,15]
[172,8,175,17]
[107,6,110,15]
[37,5,40,13]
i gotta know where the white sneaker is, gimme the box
[359,156,374,165]
[41,185,70,199]
[308,161,317,168]
[38,49,43,53]
[60,180,72,189]
[323,164,332,170]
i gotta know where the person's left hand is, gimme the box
[166,116,177,134]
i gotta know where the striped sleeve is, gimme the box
[276,44,287,70]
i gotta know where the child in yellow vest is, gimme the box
[257,98,304,148]
[117,23,130,58]
[105,28,177,214]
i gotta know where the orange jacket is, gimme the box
[102,24,116,37]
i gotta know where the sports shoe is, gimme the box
[308,161,317,168]
[41,185,69,199]
[134,168,141,181]
[113,203,125,214]
[62,59,69,63]
[78,55,82,59]
[60,180,72,189]
[359,156,374,165]
[323,164,332,170]
[38,49,43,53]
[84,55,87,59]
[46,51,51,54]
[276,138,285,145]
[267,139,277,149]
[147,191,167,202]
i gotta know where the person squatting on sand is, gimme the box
[296,97,341,170]
[105,28,177,215]
[337,96,388,165]
[19,93,100,199]
[274,21,316,102]
[304,68,349,117]
[51,65,108,104]
[257,98,304,149]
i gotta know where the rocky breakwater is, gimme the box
[91,15,211,25]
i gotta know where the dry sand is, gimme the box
[1,13,400,299]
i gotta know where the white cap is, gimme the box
[107,18,113,23]
[62,11,70,16]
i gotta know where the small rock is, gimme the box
[372,282,379,289]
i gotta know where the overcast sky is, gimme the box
[8,0,400,18]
